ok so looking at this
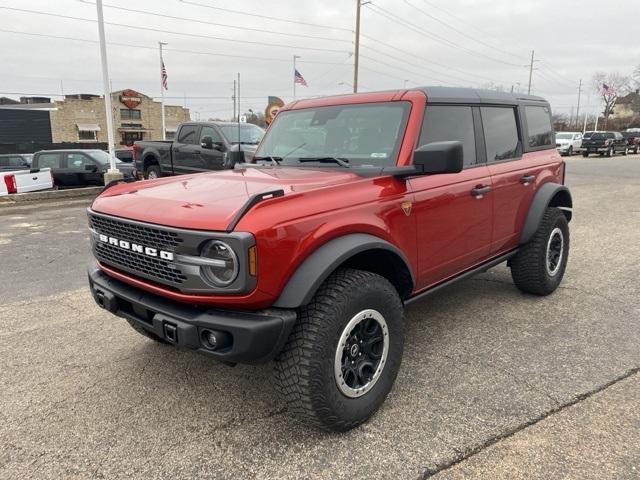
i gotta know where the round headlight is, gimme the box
[200,240,239,287]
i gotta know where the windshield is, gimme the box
[556,133,573,139]
[88,150,122,164]
[218,124,264,144]
[591,133,611,140]
[254,102,411,167]
[583,132,595,139]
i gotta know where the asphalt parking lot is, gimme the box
[1,156,639,479]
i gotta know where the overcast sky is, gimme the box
[1,0,639,120]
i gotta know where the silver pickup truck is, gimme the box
[0,168,54,196]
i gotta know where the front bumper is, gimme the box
[87,261,296,364]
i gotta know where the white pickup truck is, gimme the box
[0,168,54,196]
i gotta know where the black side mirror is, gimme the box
[84,164,98,172]
[201,135,213,149]
[413,141,464,175]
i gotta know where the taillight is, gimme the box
[132,144,139,161]
[4,174,17,194]
[50,169,55,187]
[604,139,612,145]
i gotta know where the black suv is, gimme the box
[581,131,627,157]
[621,132,640,154]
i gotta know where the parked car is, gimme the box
[134,122,265,179]
[581,131,627,157]
[555,132,582,156]
[0,154,33,172]
[32,150,135,188]
[621,132,640,154]
[115,148,134,163]
[0,168,53,196]
[87,86,572,431]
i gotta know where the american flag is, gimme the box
[294,69,308,87]
[161,61,168,91]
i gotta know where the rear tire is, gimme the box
[274,269,404,431]
[510,207,569,296]
[145,164,161,179]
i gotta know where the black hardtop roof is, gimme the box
[416,86,548,105]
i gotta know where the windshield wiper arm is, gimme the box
[253,156,282,165]
[298,157,350,167]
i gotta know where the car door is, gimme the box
[486,104,553,253]
[173,124,201,174]
[409,104,493,289]
[573,133,582,151]
[64,152,103,186]
[34,152,64,185]
[198,125,226,170]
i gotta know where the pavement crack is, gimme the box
[418,366,640,479]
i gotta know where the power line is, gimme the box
[77,0,351,44]
[179,0,353,32]
[0,7,350,54]
[366,4,527,68]
[359,54,464,87]
[0,29,349,65]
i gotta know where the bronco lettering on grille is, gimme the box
[98,234,174,261]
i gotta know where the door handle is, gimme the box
[471,185,491,198]
[520,174,536,185]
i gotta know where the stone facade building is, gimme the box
[49,89,190,147]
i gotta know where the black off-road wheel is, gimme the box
[144,164,161,179]
[510,207,569,296]
[125,318,169,344]
[274,269,404,431]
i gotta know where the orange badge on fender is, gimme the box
[401,201,412,216]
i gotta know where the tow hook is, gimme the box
[163,322,178,344]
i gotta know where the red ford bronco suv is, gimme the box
[87,87,572,431]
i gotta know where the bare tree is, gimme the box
[592,71,630,128]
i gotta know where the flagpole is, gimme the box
[293,55,300,99]
[159,41,167,141]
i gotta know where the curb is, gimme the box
[0,187,102,205]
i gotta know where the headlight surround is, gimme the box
[200,240,239,287]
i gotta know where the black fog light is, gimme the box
[201,329,232,350]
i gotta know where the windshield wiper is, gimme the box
[253,156,282,165]
[298,157,350,168]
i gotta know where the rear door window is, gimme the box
[480,107,520,162]
[66,152,95,170]
[177,125,198,144]
[524,106,553,147]
[418,105,477,166]
[37,153,62,169]
[200,126,223,143]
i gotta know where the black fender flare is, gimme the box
[272,233,415,308]
[519,183,572,245]
[142,153,160,170]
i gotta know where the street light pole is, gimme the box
[95,0,119,179]
[353,0,362,93]
[575,78,582,130]
[527,50,535,95]
[159,41,167,140]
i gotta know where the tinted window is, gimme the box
[200,126,223,143]
[67,153,95,170]
[418,106,476,166]
[525,106,553,147]
[37,153,62,169]
[177,125,198,144]
[481,107,520,162]
[6,156,25,167]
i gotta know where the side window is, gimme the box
[8,157,25,167]
[418,105,477,166]
[177,125,198,144]
[480,107,520,162]
[524,105,553,148]
[37,153,62,169]
[200,126,223,143]
[0,157,7,167]
[67,153,95,170]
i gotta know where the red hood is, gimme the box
[91,166,361,231]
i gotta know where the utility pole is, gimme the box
[527,50,535,95]
[237,72,241,144]
[353,0,362,93]
[95,0,119,181]
[159,41,167,140]
[575,79,582,130]
[293,55,301,99]
[232,80,236,121]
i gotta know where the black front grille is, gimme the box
[90,213,187,286]
[90,214,184,251]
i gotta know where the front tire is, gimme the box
[567,146,573,156]
[582,152,588,157]
[274,269,404,431]
[510,207,569,296]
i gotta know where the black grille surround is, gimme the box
[87,209,257,294]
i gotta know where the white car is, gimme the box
[555,132,582,156]
[0,168,54,196]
